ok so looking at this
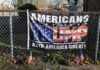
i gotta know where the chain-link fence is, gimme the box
[0,11,44,60]
[0,10,100,64]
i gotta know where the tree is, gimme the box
[83,0,100,12]
[17,0,24,7]
[18,3,37,10]
[17,3,37,19]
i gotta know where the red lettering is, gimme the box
[53,25,88,43]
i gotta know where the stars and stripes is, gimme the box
[27,51,33,64]
[75,50,84,65]
[33,24,52,42]
[53,25,88,43]
[33,24,39,41]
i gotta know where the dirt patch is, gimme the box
[0,61,100,70]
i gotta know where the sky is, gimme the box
[0,0,12,4]
[0,0,14,8]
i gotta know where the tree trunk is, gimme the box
[83,0,100,12]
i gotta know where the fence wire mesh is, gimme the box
[0,11,100,65]
[12,11,27,48]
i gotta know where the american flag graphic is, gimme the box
[53,25,88,43]
[33,23,88,43]
[33,24,52,42]
[33,24,39,41]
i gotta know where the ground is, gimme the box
[0,58,100,70]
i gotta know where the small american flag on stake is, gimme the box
[75,50,84,65]
[80,50,84,63]
[75,55,80,65]
[28,51,33,64]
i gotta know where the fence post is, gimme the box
[95,16,100,62]
[27,9,30,49]
[9,11,14,60]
